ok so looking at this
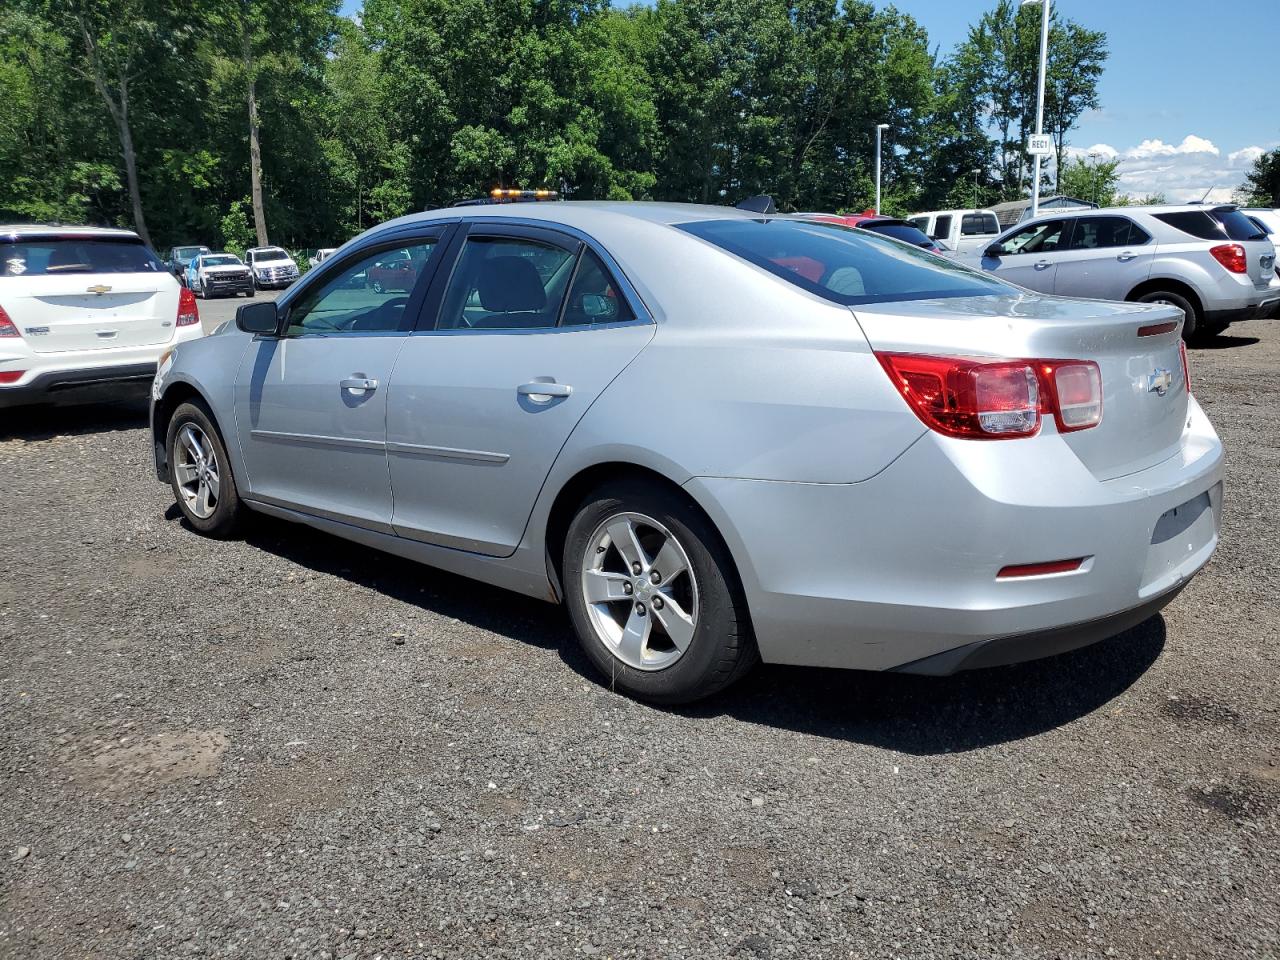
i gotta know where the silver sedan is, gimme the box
[150,202,1223,703]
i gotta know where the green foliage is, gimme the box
[1237,149,1280,206]
[1057,155,1122,207]
[2,0,1114,247]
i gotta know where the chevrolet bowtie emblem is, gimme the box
[1147,368,1173,397]
[86,284,112,295]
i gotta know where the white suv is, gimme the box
[1,226,203,408]
[244,246,299,289]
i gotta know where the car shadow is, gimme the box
[1194,335,1260,350]
[0,395,150,441]
[682,616,1166,755]
[211,513,1164,754]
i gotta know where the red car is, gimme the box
[366,249,429,294]
[797,210,947,254]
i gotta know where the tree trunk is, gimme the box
[245,33,268,247]
[115,84,151,248]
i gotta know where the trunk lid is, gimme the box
[852,292,1189,481]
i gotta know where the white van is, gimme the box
[906,209,1002,255]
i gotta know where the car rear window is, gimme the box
[678,218,1009,306]
[860,221,935,248]
[1,238,165,277]
[1154,209,1268,242]
[961,213,1000,236]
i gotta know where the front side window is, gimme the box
[998,219,1069,255]
[1069,216,1150,250]
[931,215,953,241]
[678,218,1009,306]
[438,237,576,330]
[0,239,165,277]
[285,240,438,335]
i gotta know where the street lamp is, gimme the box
[874,123,890,214]
[1021,0,1051,218]
[971,168,981,208]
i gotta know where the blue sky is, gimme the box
[339,0,1277,200]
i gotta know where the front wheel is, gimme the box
[166,401,244,538]
[562,480,757,704]
[1136,289,1199,340]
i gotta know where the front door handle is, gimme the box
[1033,260,1052,270]
[1117,251,1137,262]
[340,377,379,393]
[517,381,572,400]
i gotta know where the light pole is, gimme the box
[874,123,890,214]
[971,168,981,208]
[1021,0,1051,218]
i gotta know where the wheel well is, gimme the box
[543,462,737,605]
[1126,278,1204,321]
[152,382,207,479]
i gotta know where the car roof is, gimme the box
[379,200,772,235]
[1,224,141,240]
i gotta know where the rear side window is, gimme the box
[438,237,576,330]
[1155,210,1268,242]
[561,249,636,326]
[1069,216,1150,249]
[678,218,1008,306]
[931,215,953,240]
[860,221,935,248]
[961,213,1000,236]
[1,239,164,277]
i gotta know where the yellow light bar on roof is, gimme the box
[489,188,559,201]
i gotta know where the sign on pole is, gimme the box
[1027,134,1053,157]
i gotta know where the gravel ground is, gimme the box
[1,319,1278,960]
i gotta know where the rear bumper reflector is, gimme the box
[1137,321,1179,337]
[997,558,1086,579]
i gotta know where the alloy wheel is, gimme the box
[173,423,221,520]
[580,512,699,671]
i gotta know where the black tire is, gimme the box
[562,479,757,704]
[1136,289,1199,340]
[165,400,245,538]
[244,288,255,298]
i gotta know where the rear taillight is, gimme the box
[0,304,19,338]
[1180,340,1191,396]
[0,370,24,384]
[1209,243,1248,274]
[877,353,1103,440]
[176,287,200,327]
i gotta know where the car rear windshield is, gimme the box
[203,255,241,266]
[678,218,1007,306]
[1154,209,1268,242]
[1,238,165,277]
[860,221,935,248]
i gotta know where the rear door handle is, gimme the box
[1033,260,1052,270]
[517,381,572,400]
[340,377,378,393]
[1117,251,1137,262]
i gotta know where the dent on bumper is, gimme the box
[686,403,1224,673]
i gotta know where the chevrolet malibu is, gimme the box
[150,203,1223,703]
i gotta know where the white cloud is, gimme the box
[1062,134,1270,202]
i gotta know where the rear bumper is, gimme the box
[686,399,1223,673]
[0,362,156,408]
[1205,301,1277,326]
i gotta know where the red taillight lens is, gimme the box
[0,304,19,338]
[176,287,200,327]
[0,370,24,384]
[878,353,1104,439]
[1180,340,1191,396]
[1209,243,1248,274]
[876,353,1040,439]
[1042,360,1103,432]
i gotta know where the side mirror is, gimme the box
[236,300,280,335]
[984,243,1003,258]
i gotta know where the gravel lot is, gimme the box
[2,319,1277,959]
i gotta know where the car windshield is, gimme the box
[255,248,289,262]
[1,238,165,277]
[175,246,207,259]
[202,255,241,266]
[678,218,1008,305]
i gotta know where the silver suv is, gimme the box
[971,205,1279,338]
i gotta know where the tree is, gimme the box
[1057,155,1121,206]
[1238,148,1280,206]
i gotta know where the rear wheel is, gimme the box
[1135,289,1199,340]
[166,401,244,538]
[563,480,757,704]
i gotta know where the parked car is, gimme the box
[309,248,338,269]
[245,246,299,289]
[2,226,203,408]
[152,203,1222,704]
[186,252,254,299]
[166,244,210,284]
[365,247,434,293]
[969,205,1279,339]
[906,209,1002,255]
[796,211,946,253]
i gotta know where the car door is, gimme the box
[232,228,451,531]
[385,223,655,556]
[980,218,1072,293]
[1050,215,1153,300]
